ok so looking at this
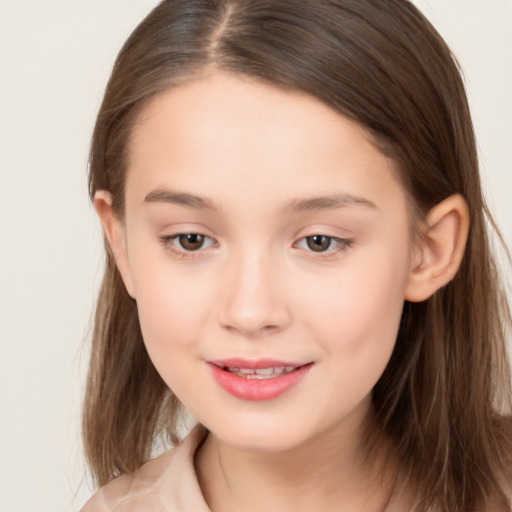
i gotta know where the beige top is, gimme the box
[81,425,210,512]
[81,425,511,512]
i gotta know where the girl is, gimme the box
[81,1,512,510]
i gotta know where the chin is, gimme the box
[204,412,316,453]
[220,431,304,453]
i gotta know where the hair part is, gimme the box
[84,1,512,509]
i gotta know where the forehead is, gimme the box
[125,72,406,217]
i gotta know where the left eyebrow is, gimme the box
[283,193,378,213]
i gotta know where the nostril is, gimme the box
[221,321,281,337]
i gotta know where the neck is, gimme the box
[195,412,398,512]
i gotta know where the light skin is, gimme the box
[95,72,469,511]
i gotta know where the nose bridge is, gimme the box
[218,243,289,336]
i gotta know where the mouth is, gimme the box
[208,359,313,401]
[218,365,302,379]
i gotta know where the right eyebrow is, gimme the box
[144,189,219,212]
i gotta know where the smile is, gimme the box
[208,359,313,401]
[221,366,298,379]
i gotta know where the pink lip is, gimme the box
[208,359,313,401]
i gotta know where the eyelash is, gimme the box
[159,233,353,260]
[294,235,353,257]
[159,233,216,260]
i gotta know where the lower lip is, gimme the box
[209,363,312,401]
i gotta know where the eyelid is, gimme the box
[159,232,217,258]
[294,235,353,258]
[158,230,353,260]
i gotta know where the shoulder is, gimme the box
[81,424,209,512]
[80,473,167,512]
[80,454,174,512]
[496,429,512,510]
[479,431,512,512]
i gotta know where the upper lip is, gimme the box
[209,358,309,369]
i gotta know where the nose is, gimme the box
[218,250,291,337]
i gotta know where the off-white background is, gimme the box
[0,1,510,511]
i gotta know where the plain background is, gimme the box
[0,1,510,510]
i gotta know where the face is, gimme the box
[113,72,416,453]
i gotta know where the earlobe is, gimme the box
[94,191,136,299]
[404,194,469,302]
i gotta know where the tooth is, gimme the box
[227,365,301,379]
[255,368,274,375]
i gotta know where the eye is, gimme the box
[296,235,352,254]
[161,233,216,253]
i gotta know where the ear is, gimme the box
[404,194,469,302]
[94,191,136,298]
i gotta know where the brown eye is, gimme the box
[296,235,352,257]
[306,235,332,252]
[178,233,206,251]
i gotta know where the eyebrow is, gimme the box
[144,188,378,212]
[144,189,218,211]
[284,193,378,212]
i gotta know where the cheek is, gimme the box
[138,274,211,338]
[307,244,409,371]
[303,266,406,421]
[132,268,217,404]
[128,245,217,368]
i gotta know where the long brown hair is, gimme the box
[83,1,512,509]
